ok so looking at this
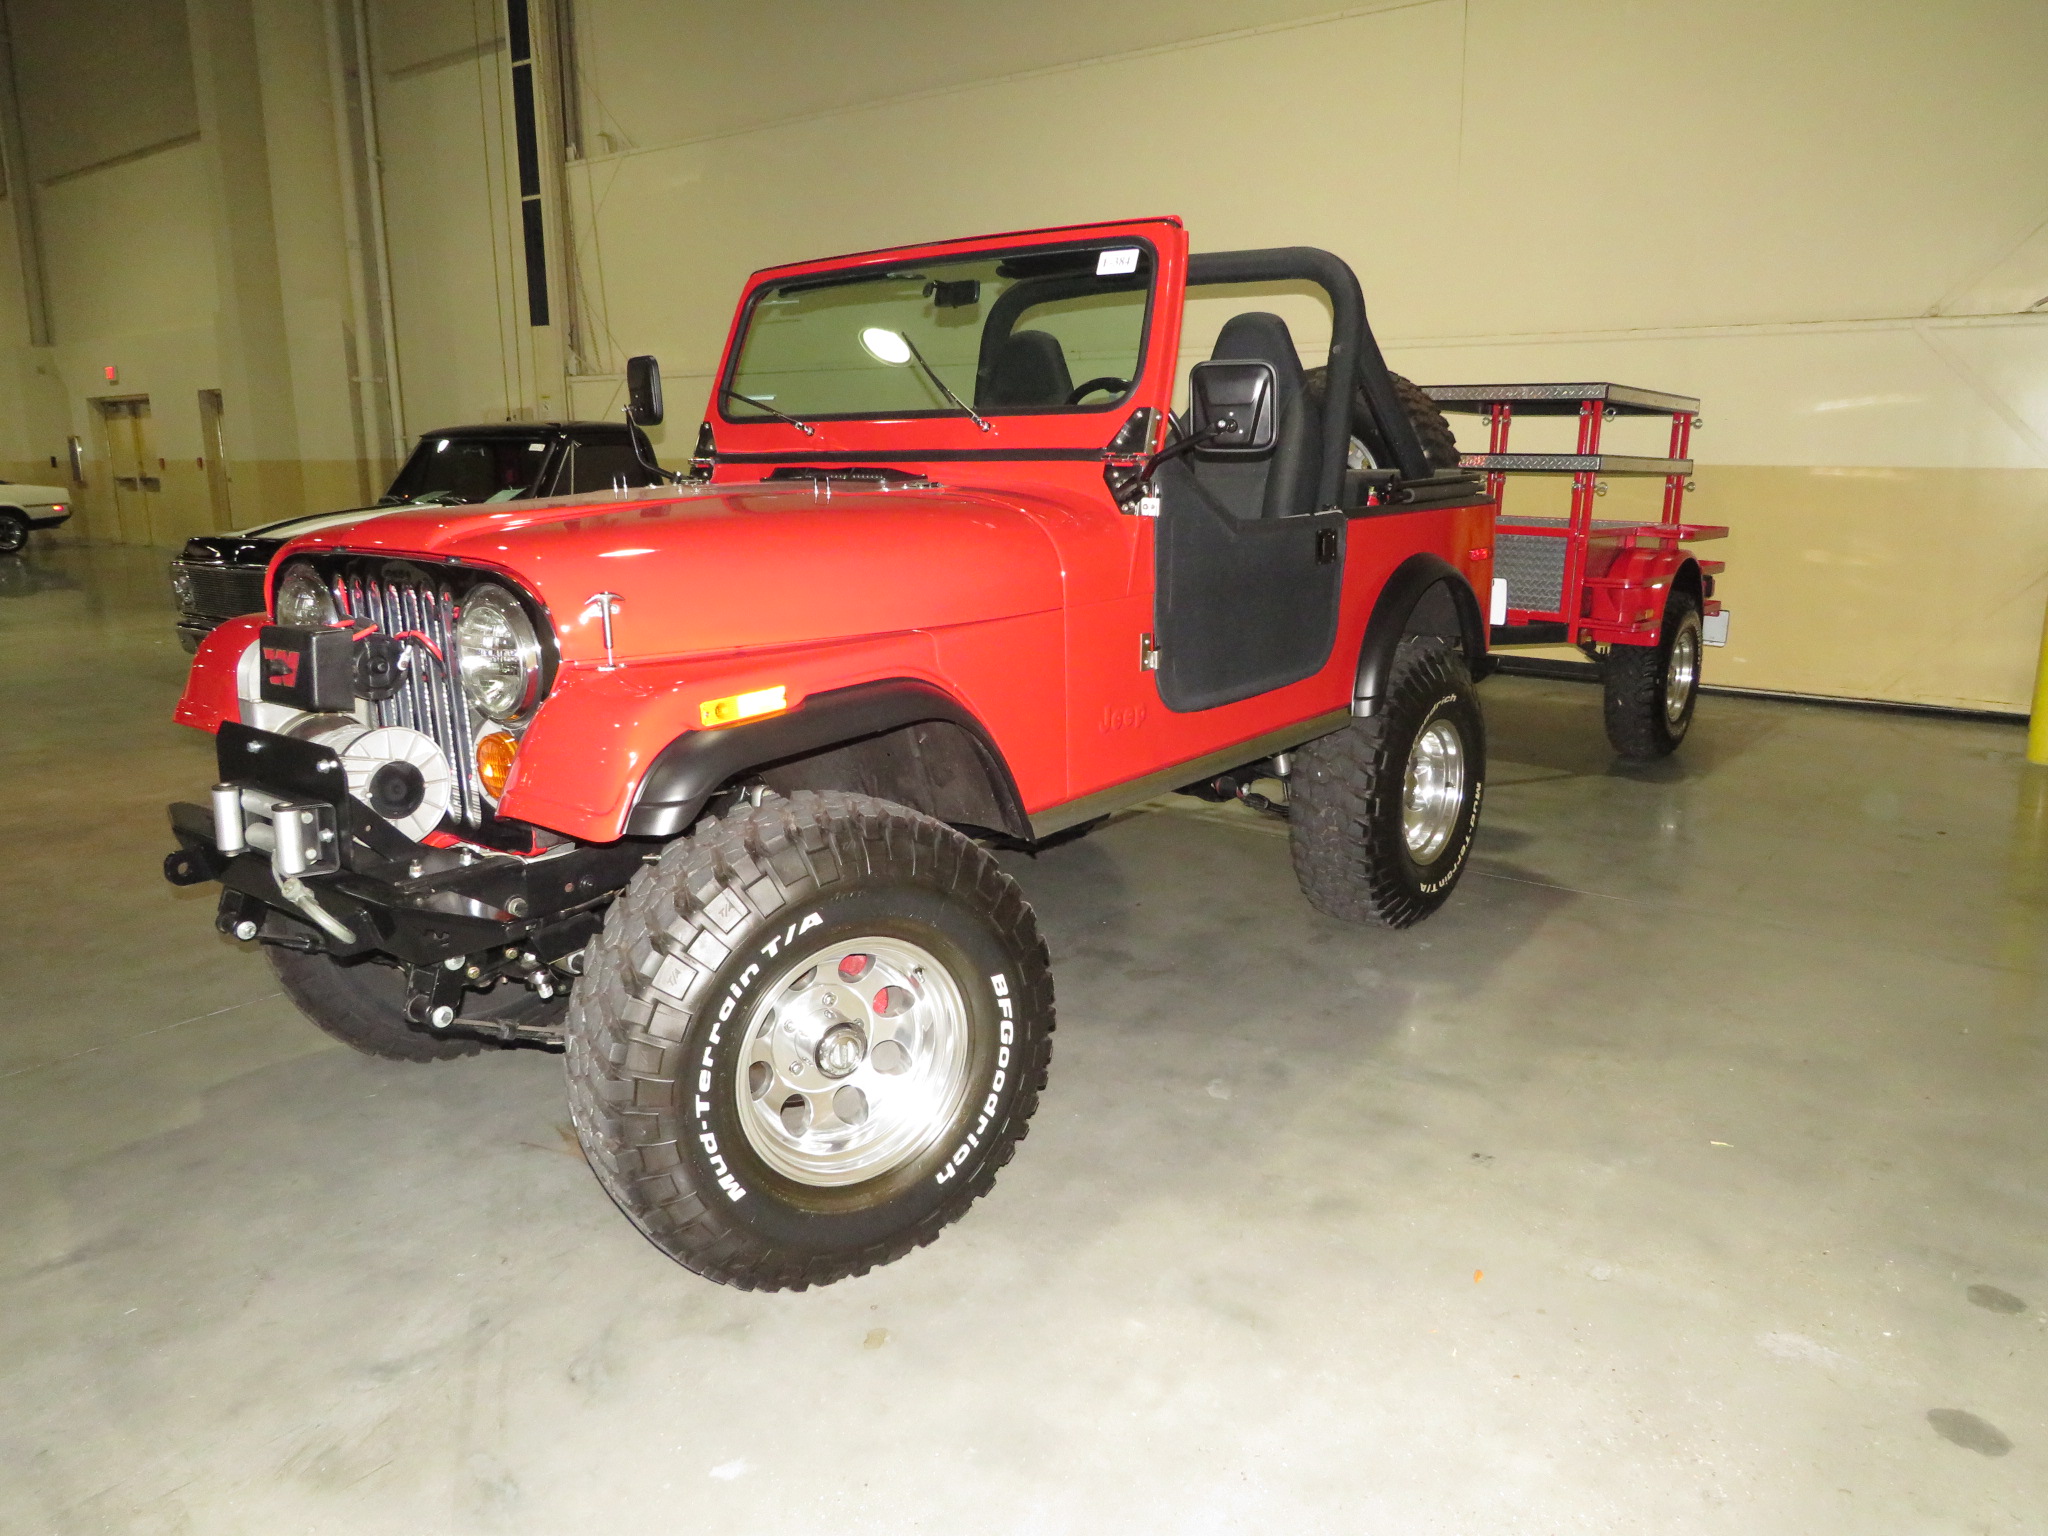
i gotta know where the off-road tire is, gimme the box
[564,790,1055,1291]
[1602,590,1703,760]
[1303,368,1461,472]
[1289,637,1486,927]
[0,511,28,555]
[265,941,559,1062]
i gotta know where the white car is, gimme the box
[0,481,71,554]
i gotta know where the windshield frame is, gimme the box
[715,235,1161,429]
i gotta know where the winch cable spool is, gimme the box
[285,715,454,842]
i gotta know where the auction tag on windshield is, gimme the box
[1096,247,1140,276]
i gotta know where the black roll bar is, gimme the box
[1186,247,1431,501]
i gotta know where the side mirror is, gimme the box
[1188,360,1277,454]
[625,354,664,426]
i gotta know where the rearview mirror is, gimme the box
[625,354,664,426]
[1188,360,1277,454]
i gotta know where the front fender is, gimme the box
[498,631,961,842]
[174,615,264,733]
[625,678,1027,839]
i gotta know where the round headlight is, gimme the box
[455,583,542,722]
[274,562,338,628]
[168,563,197,610]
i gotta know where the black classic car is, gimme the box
[169,420,667,650]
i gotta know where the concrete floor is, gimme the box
[3,541,2045,1535]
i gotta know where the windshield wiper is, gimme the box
[723,387,816,436]
[897,335,993,433]
[376,489,467,507]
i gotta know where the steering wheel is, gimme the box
[1065,376,1129,405]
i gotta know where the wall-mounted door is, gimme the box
[197,389,232,529]
[93,397,159,545]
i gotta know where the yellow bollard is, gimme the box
[2033,583,2048,766]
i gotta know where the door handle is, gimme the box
[1316,527,1340,564]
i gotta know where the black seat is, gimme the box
[978,329,1073,409]
[1190,311,1320,518]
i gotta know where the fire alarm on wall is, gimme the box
[103,365,117,384]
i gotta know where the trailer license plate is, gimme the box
[1703,611,1729,647]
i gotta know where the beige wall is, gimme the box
[371,0,546,433]
[0,0,394,540]
[553,0,2048,713]
[0,0,2042,712]
[7,0,198,185]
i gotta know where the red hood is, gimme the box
[283,482,1067,665]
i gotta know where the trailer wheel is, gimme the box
[1289,637,1486,927]
[0,510,28,555]
[564,790,1054,1291]
[1602,590,1703,759]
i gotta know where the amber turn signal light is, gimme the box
[476,730,518,798]
[699,685,787,729]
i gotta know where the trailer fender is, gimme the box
[623,678,1029,840]
[1352,554,1486,716]
[1586,547,1704,638]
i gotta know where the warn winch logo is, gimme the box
[261,647,301,688]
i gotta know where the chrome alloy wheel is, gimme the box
[734,936,972,1187]
[1402,718,1467,862]
[1665,620,1701,726]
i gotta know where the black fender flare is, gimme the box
[623,678,1029,839]
[1352,554,1486,716]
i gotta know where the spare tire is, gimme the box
[1303,367,1461,473]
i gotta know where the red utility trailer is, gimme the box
[1421,382,1728,757]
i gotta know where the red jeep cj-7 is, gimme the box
[164,217,1706,1289]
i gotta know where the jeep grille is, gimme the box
[329,561,485,829]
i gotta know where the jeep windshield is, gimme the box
[382,433,554,505]
[724,242,1155,423]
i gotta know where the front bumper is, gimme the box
[166,722,641,1017]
